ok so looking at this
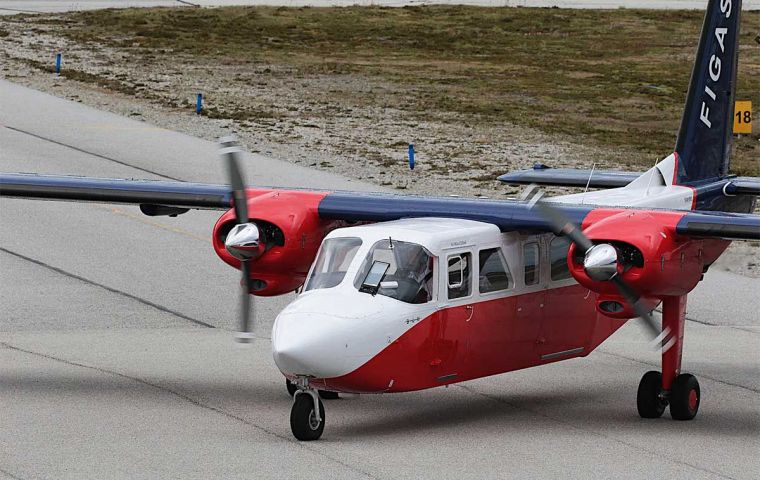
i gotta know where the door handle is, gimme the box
[465,305,474,322]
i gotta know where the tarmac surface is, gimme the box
[1,80,759,479]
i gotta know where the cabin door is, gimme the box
[432,251,474,385]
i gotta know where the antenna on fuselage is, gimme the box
[583,163,596,194]
[581,163,596,205]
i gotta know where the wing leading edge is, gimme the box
[0,173,231,210]
[2,172,759,241]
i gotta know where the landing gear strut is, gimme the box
[286,378,339,400]
[289,378,325,441]
[637,295,701,421]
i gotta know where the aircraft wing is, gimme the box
[2,172,759,241]
[0,173,231,211]
[675,211,760,240]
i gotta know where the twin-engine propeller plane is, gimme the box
[1,0,759,441]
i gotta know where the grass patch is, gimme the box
[9,5,760,174]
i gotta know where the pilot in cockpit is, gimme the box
[395,245,434,304]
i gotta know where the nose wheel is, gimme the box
[290,390,325,441]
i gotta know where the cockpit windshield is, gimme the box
[304,237,362,291]
[354,239,434,304]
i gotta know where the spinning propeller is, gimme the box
[521,185,673,351]
[219,137,266,343]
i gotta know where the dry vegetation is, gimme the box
[1,5,758,176]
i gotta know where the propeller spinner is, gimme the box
[219,136,263,344]
[522,185,672,350]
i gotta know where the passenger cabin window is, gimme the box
[305,237,362,291]
[354,239,434,304]
[523,242,540,286]
[479,248,512,293]
[550,236,573,281]
[448,253,472,300]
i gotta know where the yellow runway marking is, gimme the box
[100,205,209,243]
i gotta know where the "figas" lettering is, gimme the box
[699,0,732,128]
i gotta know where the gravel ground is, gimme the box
[0,13,757,276]
[0,13,627,198]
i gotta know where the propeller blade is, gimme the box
[219,136,255,343]
[236,261,255,343]
[523,185,594,253]
[526,185,671,351]
[534,200,594,253]
[611,276,672,350]
[219,136,248,223]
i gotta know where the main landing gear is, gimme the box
[286,378,339,441]
[636,295,701,421]
[637,371,701,420]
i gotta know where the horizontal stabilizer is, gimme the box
[724,177,760,196]
[498,166,640,189]
[677,211,760,240]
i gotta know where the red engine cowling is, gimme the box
[212,189,342,296]
[568,209,730,318]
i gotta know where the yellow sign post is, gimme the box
[733,101,752,134]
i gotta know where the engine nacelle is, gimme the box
[568,209,730,317]
[212,189,341,296]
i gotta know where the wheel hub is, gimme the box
[308,409,321,430]
[688,389,698,411]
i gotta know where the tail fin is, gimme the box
[674,0,742,185]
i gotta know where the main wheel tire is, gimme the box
[319,390,339,400]
[286,379,297,397]
[637,371,666,418]
[290,394,325,441]
[670,373,700,421]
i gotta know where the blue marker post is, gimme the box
[196,93,203,115]
[408,143,415,170]
[55,53,61,75]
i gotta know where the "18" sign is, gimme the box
[733,101,753,134]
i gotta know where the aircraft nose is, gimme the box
[272,312,348,379]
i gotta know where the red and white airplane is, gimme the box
[1,0,758,441]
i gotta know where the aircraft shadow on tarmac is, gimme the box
[4,373,756,439]
[331,388,759,440]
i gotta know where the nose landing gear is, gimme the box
[286,378,339,400]
[288,377,326,441]
[291,390,325,441]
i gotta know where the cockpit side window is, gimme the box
[479,248,512,293]
[355,239,434,304]
[550,236,573,281]
[447,252,472,300]
[304,237,362,291]
[523,242,540,286]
